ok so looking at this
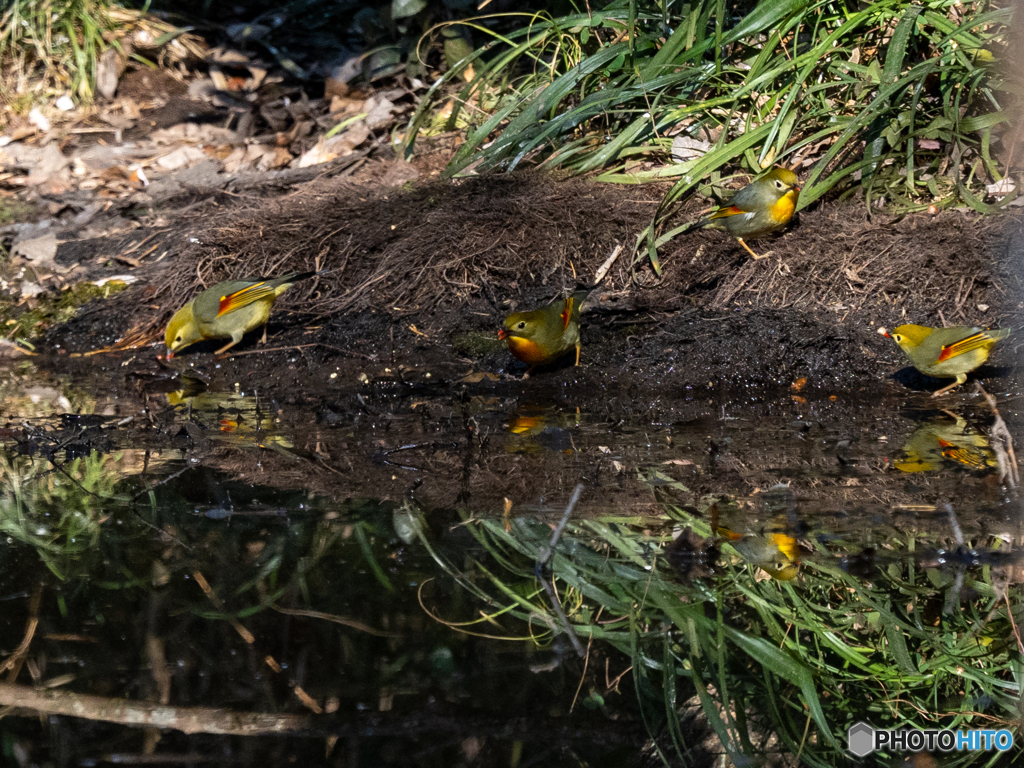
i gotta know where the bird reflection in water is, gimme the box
[895,411,995,474]
[505,404,581,455]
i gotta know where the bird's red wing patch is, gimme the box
[708,205,744,220]
[560,298,574,331]
[217,282,275,317]
[937,332,991,363]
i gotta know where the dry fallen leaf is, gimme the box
[790,377,807,392]
[663,459,694,466]
[457,371,500,384]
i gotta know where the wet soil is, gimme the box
[7,351,1021,531]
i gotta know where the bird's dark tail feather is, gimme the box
[270,269,332,285]
[569,283,601,306]
[679,216,713,235]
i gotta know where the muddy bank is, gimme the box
[34,169,1024,400]
[4,356,1019,531]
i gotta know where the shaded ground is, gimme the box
[35,164,1024,401]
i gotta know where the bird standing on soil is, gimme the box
[681,167,800,259]
[164,270,324,359]
[498,286,596,376]
[883,323,1011,397]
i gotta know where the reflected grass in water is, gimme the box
[415,471,1024,765]
[0,452,124,577]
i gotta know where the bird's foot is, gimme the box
[931,375,968,398]
[737,238,762,260]
[752,249,775,261]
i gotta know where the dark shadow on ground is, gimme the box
[890,364,1015,393]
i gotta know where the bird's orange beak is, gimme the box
[793,185,801,192]
[165,347,175,359]
[882,331,891,339]
[497,329,509,341]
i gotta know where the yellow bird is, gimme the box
[498,286,595,375]
[883,323,1011,397]
[683,167,800,259]
[718,527,802,581]
[165,270,324,358]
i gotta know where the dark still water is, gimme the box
[2,361,1023,766]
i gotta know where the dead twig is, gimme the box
[594,244,623,284]
[192,571,322,714]
[535,483,587,658]
[217,343,318,359]
[0,584,42,680]
[0,683,312,735]
[977,383,1018,489]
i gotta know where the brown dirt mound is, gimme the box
[655,204,1020,320]
[143,171,660,335]
[43,168,1024,394]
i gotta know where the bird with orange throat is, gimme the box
[682,167,800,260]
[498,286,595,376]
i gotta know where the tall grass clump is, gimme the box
[404,0,1017,268]
[0,0,197,105]
[410,471,1024,765]
[0,0,120,101]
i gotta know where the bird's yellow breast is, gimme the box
[770,191,797,225]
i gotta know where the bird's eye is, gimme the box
[894,334,903,343]
[517,322,526,330]
[175,335,181,343]
[775,180,784,189]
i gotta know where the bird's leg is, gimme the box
[575,343,581,366]
[523,367,535,380]
[260,322,268,345]
[215,336,243,356]
[931,374,968,398]
[735,238,764,260]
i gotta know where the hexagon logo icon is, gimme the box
[848,722,875,757]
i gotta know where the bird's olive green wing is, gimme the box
[722,180,768,212]
[936,330,1002,363]
[214,281,279,318]
[190,280,253,322]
